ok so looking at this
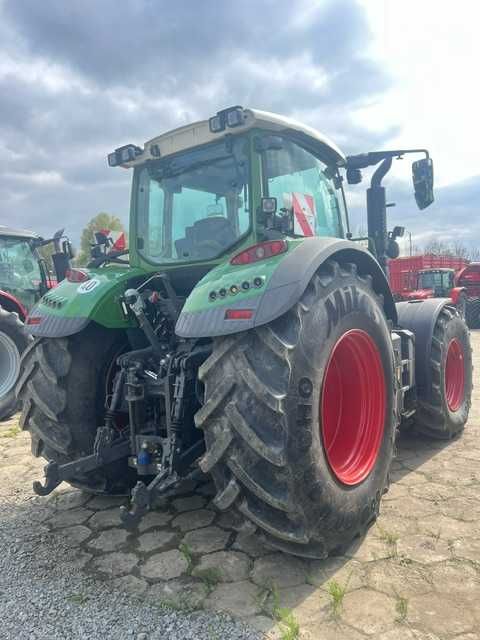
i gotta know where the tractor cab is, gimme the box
[0,230,44,313]
[416,268,455,298]
[106,107,348,295]
[0,226,73,319]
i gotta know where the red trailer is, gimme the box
[388,255,469,299]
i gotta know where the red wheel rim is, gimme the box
[445,338,465,412]
[321,329,386,486]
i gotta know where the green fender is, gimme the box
[27,239,396,340]
[26,266,146,337]
[176,237,397,337]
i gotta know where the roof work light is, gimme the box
[107,144,143,167]
[209,106,245,133]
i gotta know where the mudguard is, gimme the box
[176,237,397,338]
[0,290,27,320]
[25,267,145,338]
[450,287,466,306]
[396,297,451,395]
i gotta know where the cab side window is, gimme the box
[262,138,343,238]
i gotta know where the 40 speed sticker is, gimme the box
[77,278,101,294]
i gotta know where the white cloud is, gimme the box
[5,170,64,185]
[357,0,480,187]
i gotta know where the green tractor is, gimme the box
[0,226,72,420]
[17,107,472,558]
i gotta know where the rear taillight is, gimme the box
[66,269,91,283]
[26,317,42,325]
[230,240,287,265]
[224,309,254,320]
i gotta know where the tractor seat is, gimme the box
[175,217,236,259]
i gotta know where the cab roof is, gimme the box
[0,225,38,240]
[123,107,346,168]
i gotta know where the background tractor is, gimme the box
[457,263,480,328]
[0,226,72,419]
[17,107,472,559]
[389,254,480,327]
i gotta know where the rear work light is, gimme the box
[66,268,91,283]
[230,240,288,265]
[107,144,143,167]
[224,309,254,320]
[209,106,245,133]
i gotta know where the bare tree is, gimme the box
[423,239,453,256]
[421,239,480,261]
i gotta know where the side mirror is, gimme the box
[346,167,362,185]
[390,226,405,240]
[412,158,434,210]
[386,225,404,259]
[94,231,110,246]
[386,239,400,259]
[62,239,75,259]
[260,197,277,216]
[90,245,103,260]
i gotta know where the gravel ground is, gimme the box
[0,477,261,639]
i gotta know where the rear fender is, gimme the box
[176,237,397,337]
[404,289,433,301]
[25,267,145,338]
[450,287,466,306]
[0,290,27,320]
[456,263,480,298]
[396,297,451,395]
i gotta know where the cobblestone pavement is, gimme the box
[1,331,479,639]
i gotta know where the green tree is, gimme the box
[76,213,125,266]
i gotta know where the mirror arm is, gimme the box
[345,148,429,171]
[371,157,393,188]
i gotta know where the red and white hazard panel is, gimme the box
[99,228,127,252]
[284,193,316,237]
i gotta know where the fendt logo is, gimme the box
[77,279,100,294]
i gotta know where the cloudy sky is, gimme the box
[0,0,478,253]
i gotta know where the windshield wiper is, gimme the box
[153,154,233,180]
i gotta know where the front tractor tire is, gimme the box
[465,297,480,330]
[0,308,31,421]
[16,325,131,494]
[196,261,397,559]
[414,306,472,439]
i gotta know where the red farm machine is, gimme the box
[0,226,72,419]
[389,254,480,328]
[458,263,480,328]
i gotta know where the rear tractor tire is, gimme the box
[0,308,31,421]
[16,324,132,494]
[196,260,397,559]
[414,306,472,439]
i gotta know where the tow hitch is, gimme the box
[33,427,130,496]
[120,440,204,529]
